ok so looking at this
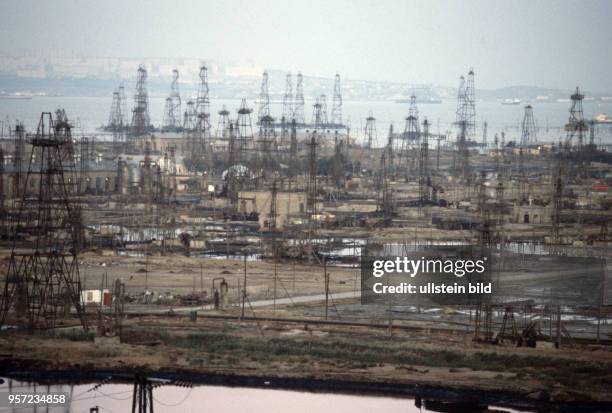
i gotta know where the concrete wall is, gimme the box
[238,190,307,229]
[513,204,551,224]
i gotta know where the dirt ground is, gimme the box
[0,250,361,301]
[1,315,612,406]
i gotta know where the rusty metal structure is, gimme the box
[0,112,88,331]
[306,134,318,213]
[402,95,420,174]
[377,152,393,225]
[162,69,182,132]
[216,105,231,139]
[130,65,151,138]
[520,104,537,147]
[364,112,376,149]
[236,98,254,156]
[258,71,271,124]
[293,72,305,125]
[418,118,430,203]
[454,69,476,181]
[192,64,211,157]
[550,87,590,243]
[108,83,128,152]
[282,73,293,123]
[331,73,342,126]
[257,114,276,173]
[311,94,328,130]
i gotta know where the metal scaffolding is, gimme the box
[0,111,88,331]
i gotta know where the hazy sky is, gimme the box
[1,0,611,91]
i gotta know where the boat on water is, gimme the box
[593,113,612,124]
[501,98,521,105]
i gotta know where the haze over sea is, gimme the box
[1,96,612,145]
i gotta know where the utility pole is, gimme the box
[324,257,329,320]
[200,263,204,296]
[273,247,278,310]
[241,254,247,319]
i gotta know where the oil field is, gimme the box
[1,1,612,412]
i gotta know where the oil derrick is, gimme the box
[566,88,588,149]
[79,135,94,194]
[227,122,239,165]
[236,99,254,158]
[331,73,342,126]
[377,152,392,225]
[154,163,164,206]
[162,69,181,132]
[588,120,596,152]
[464,69,476,136]
[289,119,298,164]
[108,83,128,152]
[217,105,231,139]
[515,107,535,202]
[477,171,492,250]
[332,133,345,188]
[418,118,430,203]
[550,87,589,242]
[402,95,420,174]
[494,180,506,246]
[140,140,157,207]
[0,117,11,138]
[257,72,276,171]
[257,114,277,173]
[182,100,197,153]
[280,73,292,144]
[225,122,243,204]
[258,72,271,123]
[293,72,305,124]
[518,147,528,203]
[482,120,488,148]
[551,155,564,243]
[312,95,328,130]
[183,101,196,129]
[130,65,151,138]
[12,123,26,199]
[520,105,537,147]
[282,73,293,123]
[194,65,211,156]
[454,69,476,181]
[364,112,377,148]
[306,134,318,213]
[386,123,395,178]
[0,112,88,331]
[108,85,123,128]
[268,180,278,231]
[565,87,589,179]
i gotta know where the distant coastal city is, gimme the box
[2,54,612,103]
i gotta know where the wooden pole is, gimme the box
[324,257,329,320]
[241,254,247,320]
